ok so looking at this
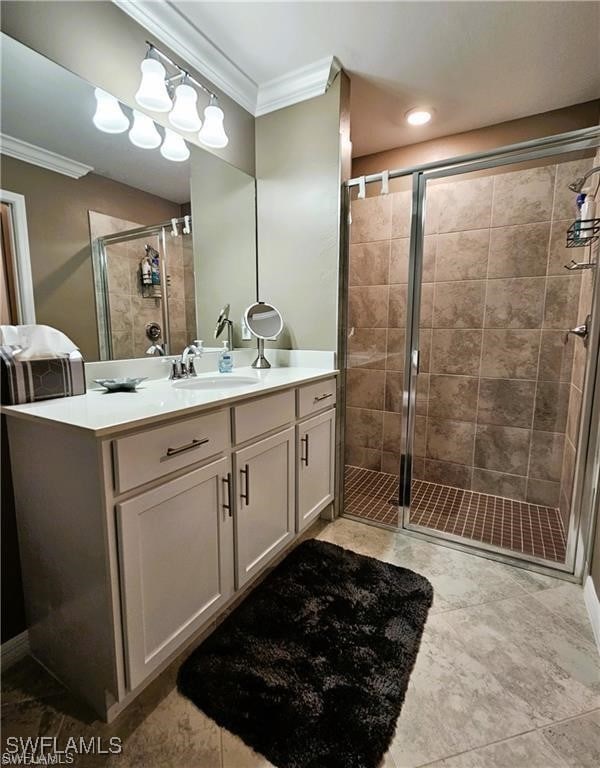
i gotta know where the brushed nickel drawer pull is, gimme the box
[314,393,333,402]
[222,472,232,517]
[164,437,209,458]
[301,434,309,466]
[240,464,250,506]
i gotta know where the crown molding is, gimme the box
[113,0,258,115]
[255,56,341,117]
[0,134,93,179]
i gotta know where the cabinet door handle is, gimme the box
[240,464,250,506]
[314,392,333,402]
[164,437,209,458]
[301,434,309,466]
[222,472,232,517]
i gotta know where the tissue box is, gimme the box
[0,347,86,405]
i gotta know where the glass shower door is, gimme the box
[403,149,599,570]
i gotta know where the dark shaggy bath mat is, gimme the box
[178,538,433,768]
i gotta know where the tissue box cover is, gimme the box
[0,348,86,405]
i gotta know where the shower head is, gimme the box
[568,177,586,193]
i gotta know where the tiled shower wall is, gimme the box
[559,147,600,529]
[346,158,593,509]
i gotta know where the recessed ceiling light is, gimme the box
[406,108,433,126]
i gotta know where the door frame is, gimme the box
[0,189,35,324]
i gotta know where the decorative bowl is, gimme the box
[93,377,148,392]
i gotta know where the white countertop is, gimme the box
[2,366,338,437]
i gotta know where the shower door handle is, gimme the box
[412,349,420,374]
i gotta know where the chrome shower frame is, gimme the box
[340,125,600,581]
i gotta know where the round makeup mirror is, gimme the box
[244,302,283,369]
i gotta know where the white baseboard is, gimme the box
[583,576,600,654]
[1,630,29,671]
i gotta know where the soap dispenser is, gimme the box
[218,341,233,373]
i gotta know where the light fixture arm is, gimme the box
[145,42,217,101]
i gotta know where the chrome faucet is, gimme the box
[170,340,204,379]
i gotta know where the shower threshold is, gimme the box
[343,465,567,564]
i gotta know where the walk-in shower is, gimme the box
[340,127,600,575]
[91,215,195,359]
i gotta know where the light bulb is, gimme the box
[92,89,129,133]
[160,128,190,162]
[406,108,433,126]
[128,110,161,149]
[135,58,172,112]
[198,97,228,149]
[169,83,202,132]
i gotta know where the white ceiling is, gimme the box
[1,34,191,203]
[167,0,600,157]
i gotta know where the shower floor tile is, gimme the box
[343,465,567,563]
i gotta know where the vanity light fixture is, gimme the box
[198,95,229,149]
[406,107,433,126]
[135,58,173,113]
[160,128,190,162]
[129,110,161,149]
[93,88,129,133]
[169,81,202,132]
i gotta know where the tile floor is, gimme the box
[1,518,598,768]
[344,465,567,563]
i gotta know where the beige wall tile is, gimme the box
[484,277,545,329]
[423,458,472,489]
[428,375,479,421]
[438,177,493,233]
[112,330,134,359]
[566,384,582,446]
[389,284,407,327]
[384,370,402,412]
[529,430,565,482]
[543,275,582,330]
[416,373,430,416]
[345,407,384,449]
[478,379,536,428]
[108,294,132,333]
[347,328,388,369]
[558,437,576,510]
[420,328,432,373]
[433,281,486,328]
[381,451,401,476]
[351,195,392,243]
[383,410,402,453]
[431,329,483,376]
[526,478,560,508]
[346,368,385,410]
[420,283,434,328]
[492,166,555,227]
[488,222,550,278]
[389,238,409,283]
[547,220,574,276]
[427,418,476,465]
[391,189,412,238]
[538,331,575,382]
[414,414,427,456]
[472,468,527,501]
[422,235,437,282]
[435,229,489,282]
[386,328,406,370]
[349,241,390,286]
[475,424,531,475]
[349,285,389,328]
[533,381,569,432]
[481,329,540,379]
[345,444,381,471]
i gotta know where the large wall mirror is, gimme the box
[0,33,257,361]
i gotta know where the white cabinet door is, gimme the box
[234,427,295,588]
[117,457,234,690]
[297,409,335,532]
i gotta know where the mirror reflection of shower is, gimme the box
[91,215,196,360]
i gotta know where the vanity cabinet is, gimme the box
[117,457,234,688]
[234,427,295,588]
[6,373,337,721]
[297,409,335,532]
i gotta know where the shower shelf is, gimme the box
[566,218,600,248]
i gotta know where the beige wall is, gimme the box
[1,1,255,176]
[190,148,257,349]
[255,73,350,351]
[0,155,180,360]
[352,101,600,177]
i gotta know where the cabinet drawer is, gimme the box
[233,389,295,445]
[113,410,229,494]
[297,378,336,419]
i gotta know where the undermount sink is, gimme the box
[172,375,260,391]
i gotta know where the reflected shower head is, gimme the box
[568,177,586,193]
